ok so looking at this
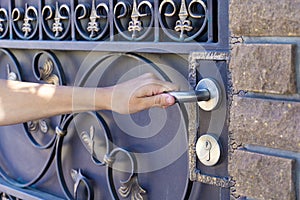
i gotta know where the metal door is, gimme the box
[0,0,230,199]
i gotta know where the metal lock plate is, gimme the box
[196,134,221,166]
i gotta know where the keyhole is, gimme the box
[196,134,221,166]
[205,140,212,161]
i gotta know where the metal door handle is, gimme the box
[168,78,221,111]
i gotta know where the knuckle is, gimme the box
[144,72,157,80]
[154,95,163,106]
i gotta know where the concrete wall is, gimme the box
[228,0,300,199]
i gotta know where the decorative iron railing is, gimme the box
[0,0,213,42]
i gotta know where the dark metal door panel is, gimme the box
[0,50,193,200]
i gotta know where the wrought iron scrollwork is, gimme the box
[0,50,148,199]
[159,0,207,41]
[119,175,146,200]
[6,64,18,81]
[0,7,8,39]
[107,148,146,200]
[23,51,65,149]
[114,0,153,41]
[42,2,71,40]
[0,132,57,188]
[174,0,193,39]
[12,3,38,40]
[74,0,109,40]
[71,169,94,200]
[27,119,49,133]
[54,111,147,200]
[76,113,147,199]
[74,53,169,199]
[0,49,22,81]
[0,192,15,200]
[0,1,213,42]
[36,58,60,85]
[32,51,65,86]
[81,126,96,156]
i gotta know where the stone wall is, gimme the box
[228,0,300,199]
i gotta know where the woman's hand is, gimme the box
[109,73,179,114]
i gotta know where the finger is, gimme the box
[155,81,179,92]
[140,73,180,92]
[136,81,179,97]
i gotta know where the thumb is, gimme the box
[147,93,176,108]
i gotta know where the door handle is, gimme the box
[168,78,221,111]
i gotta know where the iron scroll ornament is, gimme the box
[42,2,71,40]
[22,51,66,149]
[74,0,109,41]
[0,48,22,81]
[159,0,207,41]
[12,3,38,40]
[55,111,147,200]
[0,6,8,39]
[114,0,154,41]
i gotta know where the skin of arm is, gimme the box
[0,73,178,126]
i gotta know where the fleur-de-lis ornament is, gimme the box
[159,0,207,41]
[128,0,143,39]
[52,2,64,37]
[174,0,192,39]
[87,0,100,38]
[21,3,37,37]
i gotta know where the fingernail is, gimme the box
[166,95,173,104]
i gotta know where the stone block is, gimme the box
[229,0,300,36]
[229,150,295,200]
[230,96,300,153]
[229,44,296,94]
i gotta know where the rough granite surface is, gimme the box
[230,96,300,153]
[229,44,296,94]
[230,0,300,36]
[229,150,295,200]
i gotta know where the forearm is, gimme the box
[0,80,112,126]
[0,73,177,126]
